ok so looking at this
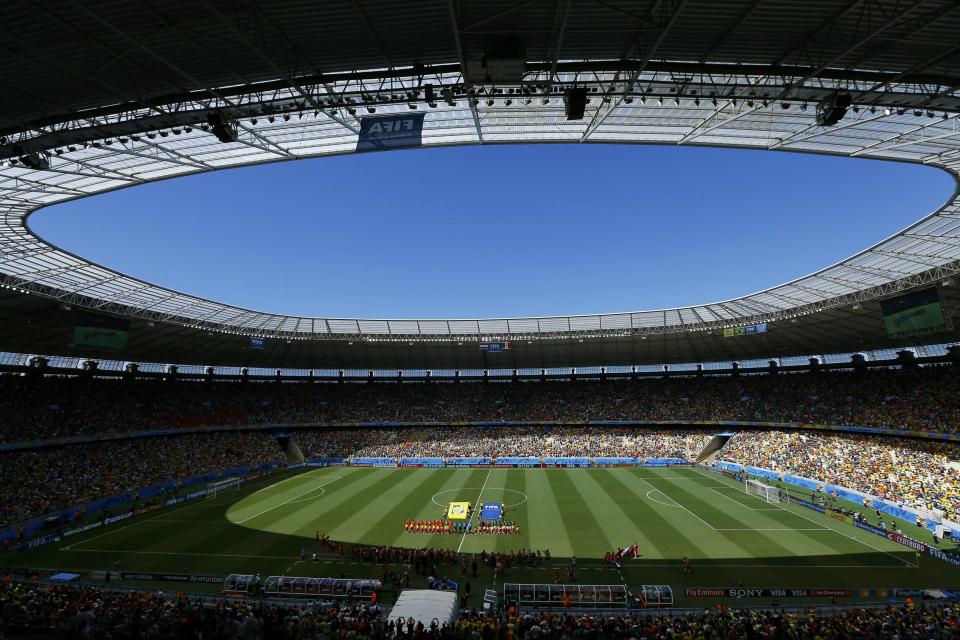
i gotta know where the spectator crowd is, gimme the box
[0,432,280,531]
[3,424,959,534]
[295,426,709,460]
[2,366,960,444]
[718,430,960,524]
[2,366,960,534]
[1,579,958,639]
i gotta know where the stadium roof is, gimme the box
[2,0,960,369]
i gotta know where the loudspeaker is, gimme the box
[564,88,587,120]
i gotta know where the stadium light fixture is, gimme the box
[206,113,238,143]
[815,93,851,126]
[19,152,50,170]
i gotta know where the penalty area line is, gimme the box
[254,469,325,493]
[236,476,342,524]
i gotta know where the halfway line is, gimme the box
[457,468,492,553]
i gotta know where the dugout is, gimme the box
[503,583,630,608]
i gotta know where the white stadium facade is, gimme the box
[2,0,960,374]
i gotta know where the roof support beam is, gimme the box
[581,0,688,142]
[448,0,484,143]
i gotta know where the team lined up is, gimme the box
[403,519,520,535]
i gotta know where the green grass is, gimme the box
[13,467,960,607]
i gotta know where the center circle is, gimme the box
[430,488,528,510]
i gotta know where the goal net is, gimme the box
[745,479,781,504]
[207,477,241,498]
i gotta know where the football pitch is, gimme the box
[18,466,959,607]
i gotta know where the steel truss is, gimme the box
[1,63,960,343]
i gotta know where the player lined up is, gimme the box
[405,519,453,534]
[474,520,520,535]
[403,519,520,535]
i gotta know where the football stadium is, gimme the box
[4,1,960,637]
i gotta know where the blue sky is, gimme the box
[30,144,953,319]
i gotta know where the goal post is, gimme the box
[745,479,781,504]
[207,477,241,498]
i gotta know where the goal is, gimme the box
[207,477,241,498]
[745,479,781,504]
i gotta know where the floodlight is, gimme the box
[564,88,587,120]
[19,152,50,170]
[815,93,851,126]
[206,113,238,143]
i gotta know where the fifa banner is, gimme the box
[790,491,960,567]
[351,457,396,467]
[399,457,445,468]
[641,458,688,467]
[894,588,960,600]
[307,458,348,467]
[356,113,425,151]
[494,457,541,468]
[594,457,638,467]
[721,323,767,338]
[685,587,851,599]
[119,572,224,584]
[447,502,471,520]
[481,502,503,520]
[62,512,133,539]
[447,457,492,467]
[543,457,592,468]
[786,494,826,514]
